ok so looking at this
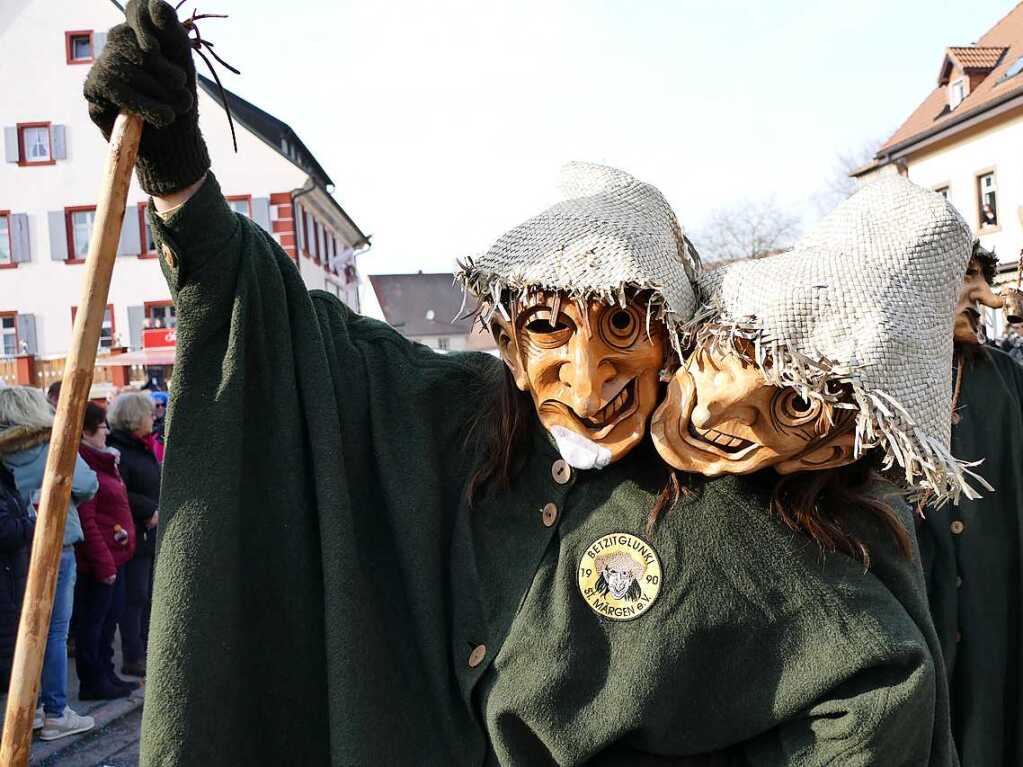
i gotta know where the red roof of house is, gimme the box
[880,2,1023,153]
[947,45,1009,72]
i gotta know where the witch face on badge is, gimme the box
[491,291,668,467]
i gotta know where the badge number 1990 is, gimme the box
[577,532,663,621]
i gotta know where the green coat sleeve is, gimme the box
[142,173,497,766]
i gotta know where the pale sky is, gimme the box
[198,0,1014,277]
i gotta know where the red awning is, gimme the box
[93,347,176,367]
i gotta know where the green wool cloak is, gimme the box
[142,173,956,766]
[920,346,1023,766]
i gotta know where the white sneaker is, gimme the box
[38,706,95,741]
[32,705,43,730]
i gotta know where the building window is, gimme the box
[66,206,97,260]
[71,305,115,348]
[949,79,967,109]
[226,195,252,218]
[312,220,321,264]
[145,301,177,329]
[65,31,94,64]
[997,55,1023,85]
[18,123,52,164]
[0,314,17,357]
[977,172,998,227]
[138,203,157,257]
[437,337,450,351]
[0,213,10,265]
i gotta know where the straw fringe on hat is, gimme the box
[456,162,700,353]
[693,176,982,505]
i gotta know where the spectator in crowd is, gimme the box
[0,462,34,693]
[993,320,1023,367]
[46,380,62,409]
[107,391,160,678]
[148,391,168,464]
[75,402,139,700]
[0,387,97,741]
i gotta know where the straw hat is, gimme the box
[457,162,699,351]
[694,175,981,504]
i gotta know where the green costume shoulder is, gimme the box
[920,346,1023,766]
[143,174,954,766]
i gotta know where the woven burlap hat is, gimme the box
[694,175,982,504]
[457,162,700,351]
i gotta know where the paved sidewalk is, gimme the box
[1,632,144,767]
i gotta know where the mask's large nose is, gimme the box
[689,353,763,430]
[976,282,1005,310]
[559,337,615,417]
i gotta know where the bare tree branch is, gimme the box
[691,197,802,265]
[813,139,883,216]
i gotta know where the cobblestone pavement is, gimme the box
[0,632,144,767]
[34,707,141,767]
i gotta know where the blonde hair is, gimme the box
[107,391,155,433]
[0,387,54,430]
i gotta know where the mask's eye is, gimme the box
[525,316,569,334]
[772,388,824,427]
[521,308,573,348]
[599,307,641,349]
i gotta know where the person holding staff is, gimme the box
[84,2,967,764]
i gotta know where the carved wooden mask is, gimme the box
[491,293,667,465]
[650,342,856,476]
[953,257,1005,344]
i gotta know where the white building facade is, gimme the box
[854,6,1023,333]
[1,0,369,373]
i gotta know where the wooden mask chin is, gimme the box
[650,342,856,476]
[490,293,667,465]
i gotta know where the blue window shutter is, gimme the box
[4,127,18,163]
[48,211,68,261]
[15,314,37,355]
[93,32,107,57]
[51,125,67,160]
[127,305,145,350]
[251,197,271,233]
[117,209,140,256]
[10,214,30,263]
[295,205,305,251]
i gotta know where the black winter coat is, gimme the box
[0,464,33,690]
[108,430,161,559]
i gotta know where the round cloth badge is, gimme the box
[577,532,663,621]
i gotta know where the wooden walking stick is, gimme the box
[0,112,142,767]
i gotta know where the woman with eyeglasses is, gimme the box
[74,402,139,699]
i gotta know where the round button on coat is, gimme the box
[541,503,559,527]
[468,644,486,669]
[551,460,571,485]
[950,520,966,535]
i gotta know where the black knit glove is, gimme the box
[84,0,210,196]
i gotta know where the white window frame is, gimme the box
[147,303,177,329]
[70,34,92,61]
[68,208,97,259]
[0,315,18,357]
[949,79,967,109]
[21,126,51,162]
[0,214,11,265]
[977,172,998,228]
